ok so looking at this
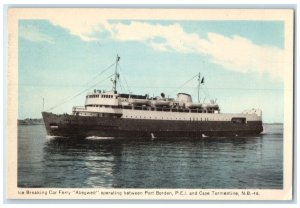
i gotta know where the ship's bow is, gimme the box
[42,111,65,137]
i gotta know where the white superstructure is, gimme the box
[73,90,262,123]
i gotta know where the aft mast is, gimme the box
[197,72,200,103]
[197,72,204,103]
[113,55,120,93]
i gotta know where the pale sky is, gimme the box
[19,19,284,123]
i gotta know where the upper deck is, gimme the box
[82,90,221,114]
[71,89,261,122]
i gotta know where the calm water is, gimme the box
[18,124,283,188]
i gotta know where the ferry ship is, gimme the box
[42,56,263,138]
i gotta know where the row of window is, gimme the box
[87,95,116,99]
[85,105,217,114]
[76,112,238,122]
[123,116,246,123]
[74,111,246,123]
[123,115,223,121]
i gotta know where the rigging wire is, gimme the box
[46,73,115,111]
[45,60,117,111]
[122,75,131,94]
[81,62,115,88]
[199,87,209,103]
[167,73,199,96]
[117,63,131,93]
[118,75,124,92]
[116,62,124,92]
[203,85,211,101]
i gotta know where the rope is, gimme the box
[118,75,124,92]
[118,63,131,93]
[167,73,199,96]
[123,76,131,93]
[45,60,117,111]
[81,62,115,87]
[46,73,115,111]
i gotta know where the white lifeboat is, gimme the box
[186,102,202,108]
[202,103,219,109]
[151,100,171,106]
[129,98,149,105]
[207,104,219,108]
[202,103,209,108]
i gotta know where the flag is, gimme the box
[201,77,204,84]
[117,55,120,62]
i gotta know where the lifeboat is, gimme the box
[202,103,219,108]
[186,103,202,108]
[129,98,149,105]
[151,100,171,106]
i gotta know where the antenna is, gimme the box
[113,54,120,93]
[42,98,45,111]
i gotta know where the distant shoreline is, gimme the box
[18,118,43,125]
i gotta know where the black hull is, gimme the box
[42,112,263,139]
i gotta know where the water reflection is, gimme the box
[39,134,279,188]
[18,124,283,188]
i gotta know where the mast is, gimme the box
[197,72,200,103]
[113,55,120,93]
